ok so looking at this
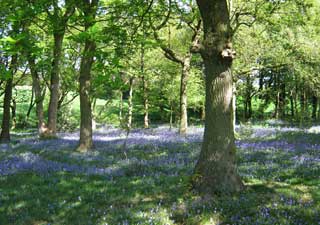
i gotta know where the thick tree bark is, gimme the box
[0,79,13,143]
[78,38,96,152]
[200,104,205,121]
[28,55,46,134]
[179,55,191,135]
[0,54,17,143]
[193,0,244,194]
[46,33,64,137]
[77,0,98,152]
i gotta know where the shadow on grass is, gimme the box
[0,172,189,225]
[0,169,319,225]
[0,126,319,224]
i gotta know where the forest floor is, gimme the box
[0,124,319,225]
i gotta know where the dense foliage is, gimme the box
[0,1,318,132]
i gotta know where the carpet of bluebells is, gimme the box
[0,124,319,224]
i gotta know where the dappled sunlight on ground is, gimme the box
[0,124,319,224]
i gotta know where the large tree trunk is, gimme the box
[193,0,244,194]
[179,55,191,135]
[46,33,64,137]
[78,38,96,152]
[28,55,46,135]
[0,79,13,143]
[77,0,98,152]
[0,54,17,143]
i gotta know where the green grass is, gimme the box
[0,140,319,224]
[0,172,318,224]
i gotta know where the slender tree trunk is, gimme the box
[28,55,47,135]
[141,45,149,128]
[274,92,280,119]
[294,89,298,119]
[244,75,252,120]
[46,33,64,137]
[0,54,17,143]
[25,87,34,121]
[179,55,191,135]
[249,98,252,119]
[179,59,190,134]
[92,98,97,130]
[312,96,317,120]
[11,93,17,129]
[233,87,236,130]
[154,19,201,135]
[78,38,96,152]
[127,77,134,130]
[244,96,252,120]
[143,77,149,129]
[169,101,173,130]
[300,91,306,123]
[119,91,123,125]
[193,0,243,194]
[290,90,294,118]
[279,83,286,118]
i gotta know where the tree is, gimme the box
[23,19,47,135]
[44,0,75,137]
[193,0,244,193]
[0,2,20,143]
[149,0,201,135]
[77,0,99,152]
[0,55,17,143]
